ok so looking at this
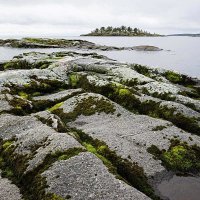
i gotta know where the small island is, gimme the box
[81,26,161,36]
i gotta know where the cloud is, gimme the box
[0,0,199,37]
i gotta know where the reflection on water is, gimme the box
[158,175,200,200]
[0,36,200,77]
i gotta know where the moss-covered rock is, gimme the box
[53,94,116,122]
[147,140,200,173]
[69,129,159,200]
[48,102,64,112]
[163,70,197,86]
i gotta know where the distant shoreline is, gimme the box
[167,34,200,37]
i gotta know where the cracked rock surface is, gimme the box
[0,50,199,200]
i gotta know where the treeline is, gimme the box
[82,26,161,36]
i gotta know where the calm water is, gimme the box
[0,36,200,77]
[158,175,200,200]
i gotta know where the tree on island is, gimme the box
[82,26,161,36]
[134,28,138,34]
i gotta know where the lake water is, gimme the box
[158,175,200,200]
[0,36,200,77]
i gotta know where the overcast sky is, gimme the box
[0,0,200,37]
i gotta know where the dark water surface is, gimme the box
[158,175,200,200]
[0,36,200,77]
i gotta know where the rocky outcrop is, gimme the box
[132,45,162,51]
[0,51,199,200]
[0,38,163,51]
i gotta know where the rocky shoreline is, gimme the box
[0,49,200,200]
[0,38,163,51]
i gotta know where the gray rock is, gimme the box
[0,175,22,200]
[138,81,181,94]
[33,110,66,131]
[56,92,200,177]
[32,88,83,102]
[160,101,200,120]
[0,114,83,172]
[43,152,151,200]
[0,94,13,113]
[0,114,42,140]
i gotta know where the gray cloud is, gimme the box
[0,0,199,37]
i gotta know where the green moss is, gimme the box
[32,92,41,97]
[152,125,167,131]
[107,83,140,113]
[3,60,31,70]
[0,156,4,167]
[69,74,80,87]
[118,88,131,96]
[18,91,29,99]
[35,61,51,69]
[184,102,199,112]
[54,96,115,122]
[23,38,73,46]
[6,79,68,102]
[2,140,14,151]
[2,168,14,178]
[83,142,116,175]
[97,145,108,154]
[179,89,200,99]
[57,148,83,160]
[48,102,64,112]
[147,140,200,173]
[164,71,183,83]
[40,64,49,69]
[8,96,32,115]
[84,143,97,154]
[33,89,83,113]
[49,194,65,200]
[164,70,196,86]
[132,64,151,77]
[163,145,193,171]
[147,145,162,159]
[3,59,52,70]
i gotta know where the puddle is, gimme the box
[158,175,200,200]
